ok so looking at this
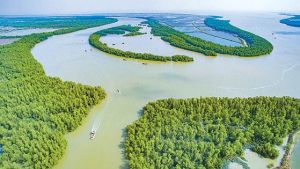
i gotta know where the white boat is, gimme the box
[90,130,96,140]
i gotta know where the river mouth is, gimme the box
[31,13,300,169]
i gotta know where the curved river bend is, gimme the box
[32,14,300,169]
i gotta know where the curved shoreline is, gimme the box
[144,16,273,57]
[280,15,300,27]
[89,25,194,63]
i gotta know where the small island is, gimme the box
[280,15,300,27]
[89,25,194,62]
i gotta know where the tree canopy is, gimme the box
[125,97,300,169]
[0,17,116,168]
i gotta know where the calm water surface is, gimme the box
[0,38,18,45]
[0,27,56,36]
[31,14,300,169]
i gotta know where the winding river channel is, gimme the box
[31,13,300,169]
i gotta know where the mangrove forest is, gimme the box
[125,97,300,169]
[0,17,116,168]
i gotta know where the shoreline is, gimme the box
[275,131,300,169]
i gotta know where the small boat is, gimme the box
[150,37,152,40]
[122,42,125,44]
[142,62,148,65]
[90,130,96,139]
[112,43,116,45]
[116,89,120,93]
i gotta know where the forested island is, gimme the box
[125,97,300,169]
[280,15,300,27]
[0,17,117,168]
[89,25,194,62]
[144,17,273,57]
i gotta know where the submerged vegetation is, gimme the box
[145,17,273,57]
[125,97,300,169]
[0,17,116,168]
[280,15,300,27]
[89,25,194,62]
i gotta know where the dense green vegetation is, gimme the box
[280,15,300,27]
[0,17,116,168]
[89,25,194,62]
[144,17,273,57]
[98,25,142,36]
[125,97,300,169]
[171,55,194,62]
[204,17,273,55]
[0,16,117,28]
[124,31,146,37]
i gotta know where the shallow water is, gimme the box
[0,38,18,45]
[0,27,56,36]
[31,13,300,169]
[292,133,300,169]
[153,14,242,46]
[186,31,242,47]
[241,136,288,169]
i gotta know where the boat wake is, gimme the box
[218,63,300,91]
[91,120,101,132]
[90,120,101,140]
